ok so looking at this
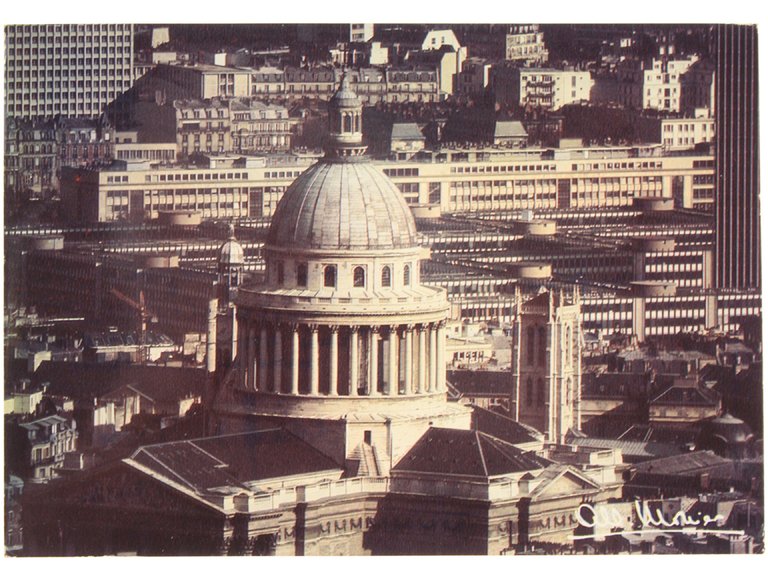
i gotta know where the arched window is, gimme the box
[525,378,533,406]
[353,266,366,288]
[537,378,545,407]
[296,263,308,287]
[381,266,391,287]
[403,264,411,286]
[276,261,284,285]
[324,265,337,288]
[526,326,535,365]
[537,326,547,366]
[354,114,360,133]
[343,113,352,133]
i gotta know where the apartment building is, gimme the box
[505,25,549,65]
[230,99,295,153]
[173,99,232,158]
[152,63,250,101]
[5,117,115,197]
[617,56,709,113]
[349,23,374,44]
[492,66,593,111]
[4,24,134,118]
[661,115,715,151]
[456,59,492,97]
[157,63,439,104]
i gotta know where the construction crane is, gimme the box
[110,287,158,363]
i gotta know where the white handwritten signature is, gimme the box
[570,502,744,540]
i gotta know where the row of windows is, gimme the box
[452,163,558,174]
[277,263,412,289]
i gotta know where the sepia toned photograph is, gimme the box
[2,10,764,562]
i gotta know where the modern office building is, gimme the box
[714,24,760,291]
[4,24,135,118]
[60,143,716,223]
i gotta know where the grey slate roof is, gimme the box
[447,370,513,396]
[471,406,544,445]
[393,427,550,478]
[651,386,719,406]
[391,123,425,141]
[266,160,418,250]
[130,429,341,492]
[567,436,685,459]
[494,120,528,139]
[631,450,731,476]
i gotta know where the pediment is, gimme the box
[54,461,220,516]
[530,467,600,499]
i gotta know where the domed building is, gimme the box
[214,77,471,473]
[697,413,756,459]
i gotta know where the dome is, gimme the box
[702,413,754,444]
[266,160,418,251]
[219,226,244,265]
[329,75,362,108]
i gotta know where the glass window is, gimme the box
[353,266,366,288]
[381,266,391,287]
[403,264,411,286]
[276,261,284,285]
[296,263,308,287]
[324,265,337,288]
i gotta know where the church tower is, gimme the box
[213,78,471,474]
[510,288,582,443]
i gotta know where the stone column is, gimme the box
[309,325,319,396]
[429,324,438,393]
[369,326,379,396]
[436,322,446,393]
[259,324,268,391]
[329,325,339,396]
[418,324,427,394]
[403,326,414,395]
[273,325,283,394]
[387,326,398,395]
[231,309,238,361]
[349,326,359,396]
[291,325,300,395]
[247,326,256,390]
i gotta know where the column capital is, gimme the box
[329,324,341,334]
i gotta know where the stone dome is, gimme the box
[266,160,418,251]
[219,226,244,264]
[329,75,362,108]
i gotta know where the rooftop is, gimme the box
[130,429,341,492]
[394,427,550,478]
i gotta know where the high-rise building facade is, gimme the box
[4,24,135,118]
[714,24,760,290]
